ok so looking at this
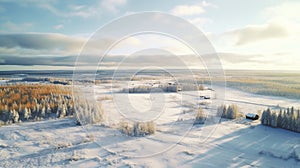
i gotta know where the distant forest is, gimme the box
[200,71,300,99]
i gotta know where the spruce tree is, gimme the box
[270,112,278,128]
[277,110,283,128]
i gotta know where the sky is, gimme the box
[0,0,300,70]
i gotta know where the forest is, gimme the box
[261,107,300,133]
[0,84,74,125]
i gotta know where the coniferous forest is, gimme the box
[261,107,300,133]
[0,84,74,125]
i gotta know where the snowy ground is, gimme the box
[0,84,300,167]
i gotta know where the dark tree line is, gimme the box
[261,107,300,133]
[217,104,241,119]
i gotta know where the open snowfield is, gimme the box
[0,84,300,167]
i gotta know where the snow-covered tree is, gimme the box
[40,106,46,118]
[261,108,271,125]
[59,105,66,118]
[277,110,283,128]
[195,108,206,124]
[23,107,29,120]
[270,112,277,128]
[46,104,51,115]
[9,109,19,123]
[218,104,240,119]
[217,104,227,117]
[227,104,239,119]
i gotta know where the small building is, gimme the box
[246,113,259,120]
[204,96,210,99]
[200,95,211,99]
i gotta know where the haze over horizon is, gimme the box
[0,0,299,71]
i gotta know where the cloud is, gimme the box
[0,32,139,59]
[188,17,213,26]
[0,54,136,67]
[0,51,268,70]
[228,1,300,47]
[98,52,264,68]
[261,1,300,37]
[263,1,300,22]
[53,24,64,30]
[0,55,76,66]
[0,33,123,68]
[170,1,215,17]
[100,53,265,71]
[211,1,300,70]
[171,5,205,16]
[217,52,264,64]
[101,0,127,13]
[0,0,101,18]
[1,21,33,33]
[39,1,103,18]
[37,1,65,16]
[31,0,127,18]
[233,22,289,45]
[0,33,85,55]
[67,4,99,18]
[0,54,114,67]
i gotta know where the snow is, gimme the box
[0,83,299,167]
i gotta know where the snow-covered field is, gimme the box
[0,83,300,167]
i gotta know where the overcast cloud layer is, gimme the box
[0,0,299,70]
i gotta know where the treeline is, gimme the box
[122,85,179,93]
[122,83,206,93]
[201,76,300,99]
[217,104,241,119]
[119,121,156,137]
[261,107,300,133]
[194,104,241,125]
[225,78,300,99]
[0,84,74,125]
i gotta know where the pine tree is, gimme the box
[14,109,19,123]
[60,105,66,118]
[220,105,227,118]
[40,106,46,118]
[24,107,30,120]
[227,105,234,119]
[9,109,19,123]
[277,110,283,128]
[282,110,288,129]
[32,105,37,119]
[270,112,278,128]
[261,110,266,125]
[262,108,272,126]
[133,122,141,137]
[46,104,51,116]
[195,108,205,124]
[296,116,300,133]
[286,111,292,130]
[28,108,32,120]
[56,106,62,118]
